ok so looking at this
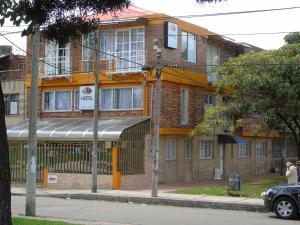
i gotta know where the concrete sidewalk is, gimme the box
[11,186,265,213]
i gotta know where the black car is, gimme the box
[263,183,300,219]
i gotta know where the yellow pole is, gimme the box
[112,147,121,189]
[42,169,48,189]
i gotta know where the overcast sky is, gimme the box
[1,0,300,54]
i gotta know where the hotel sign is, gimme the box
[79,86,95,110]
[165,22,178,49]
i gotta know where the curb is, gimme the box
[12,192,267,213]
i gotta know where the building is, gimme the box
[7,6,274,189]
[0,45,26,127]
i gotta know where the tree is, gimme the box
[208,43,300,159]
[0,1,130,224]
[284,32,300,44]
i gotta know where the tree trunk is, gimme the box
[0,80,12,225]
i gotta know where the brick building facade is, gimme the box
[8,6,273,189]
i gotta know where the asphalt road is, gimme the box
[12,196,300,225]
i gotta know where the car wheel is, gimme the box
[274,197,297,219]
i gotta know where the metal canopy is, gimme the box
[218,134,246,144]
[7,117,150,141]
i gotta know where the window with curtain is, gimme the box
[74,90,80,111]
[43,91,71,111]
[238,141,251,157]
[182,32,196,63]
[165,139,176,160]
[199,141,213,159]
[100,27,144,73]
[206,44,220,82]
[181,88,189,125]
[82,33,95,73]
[45,41,70,76]
[100,87,143,110]
[4,94,19,115]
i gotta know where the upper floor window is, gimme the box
[43,90,72,112]
[100,87,143,110]
[100,27,145,73]
[182,32,196,63]
[181,88,189,125]
[4,94,18,115]
[204,95,215,106]
[82,33,95,73]
[18,63,25,71]
[45,41,70,76]
[206,44,220,82]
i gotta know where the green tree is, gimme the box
[0,1,130,224]
[198,43,300,159]
[284,32,300,44]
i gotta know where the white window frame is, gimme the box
[42,90,72,112]
[99,86,143,111]
[74,90,80,111]
[182,31,197,63]
[45,40,70,76]
[4,94,19,115]
[184,139,191,159]
[165,139,176,160]
[238,141,251,158]
[256,141,267,157]
[99,26,145,73]
[181,88,189,125]
[206,44,220,82]
[199,140,213,159]
[204,95,215,106]
[81,33,95,73]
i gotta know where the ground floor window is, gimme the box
[43,91,72,112]
[184,139,191,159]
[165,139,176,160]
[4,94,19,115]
[199,140,213,159]
[256,141,267,157]
[238,141,251,157]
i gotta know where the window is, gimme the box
[238,141,251,157]
[74,90,80,111]
[82,33,95,73]
[206,44,220,82]
[43,91,72,112]
[182,32,196,63]
[204,95,215,106]
[100,27,144,73]
[165,139,176,160]
[18,63,25,71]
[45,40,70,76]
[256,141,267,157]
[199,141,213,159]
[4,94,18,115]
[181,88,189,125]
[100,87,143,110]
[184,140,191,159]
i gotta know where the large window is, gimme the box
[45,41,70,76]
[99,27,144,73]
[199,141,213,159]
[100,87,143,110]
[43,91,72,112]
[181,88,189,125]
[182,32,196,63]
[4,94,19,115]
[82,33,95,73]
[165,139,176,160]
[256,141,267,157]
[238,141,251,158]
[206,44,220,82]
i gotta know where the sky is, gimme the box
[1,0,300,54]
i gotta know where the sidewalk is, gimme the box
[11,186,265,213]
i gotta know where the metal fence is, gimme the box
[9,141,113,184]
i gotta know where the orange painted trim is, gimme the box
[160,128,191,135]
[235,131,279,138]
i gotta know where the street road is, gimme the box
[12,196,300,225]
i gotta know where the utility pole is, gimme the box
[151,39,162,197]
[92,30,100,193]
[26,25,40,216]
